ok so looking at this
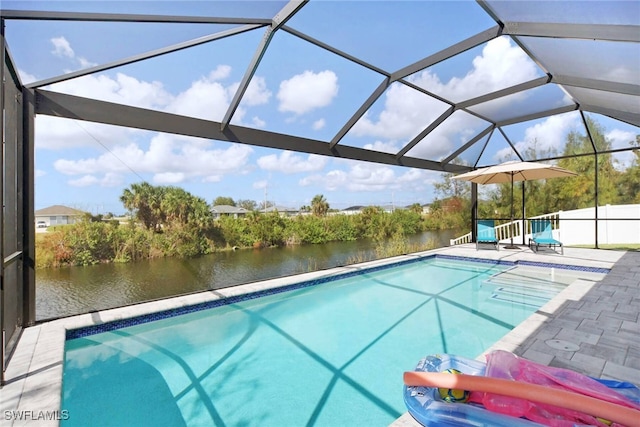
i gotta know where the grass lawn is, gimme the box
[571,243,640,251]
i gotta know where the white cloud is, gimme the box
[363,140,401,154]
[607,129,635,150]
[18,69,38,85]
[153,172,185,184]
[68,173,122,187]
[257,151,327,174]
[54,135,254,185]
[168,71,270,122]
[300,161,435,194]
[78,57,97,69]
[312,118,326,130]
[352,83,448,141]
[522,113,580,151]
[607,129,637,170]
[68,175,98,187]
[407,113,488,160]
[242,76,272,106]
[51,36,74,58]
[395,168,426,184]
[253,180,268,189]
[35,169,47,178]
[496,112,581,161]
[54,145,136,175]
[252,116,266,128]
[203,175,222,183]
[351,37,540,158]
[278,70,338,115]
[101,172,125,187]
[166,76,228,120]
[209,65,232,81]
[50,73,172,110]
[426,36,538,101]
[35,116,134,150]
[50,36,97,70]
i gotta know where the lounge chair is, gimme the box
[529,219,563,255]
[476,220,499,250]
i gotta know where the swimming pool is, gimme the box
[61,256,602,426]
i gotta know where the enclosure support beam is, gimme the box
[582,111,599,249]
[521,181,526,245]
[471,183,478,243]
[22,88,36,325]
[34,89,469,174]
[1,17,6,386]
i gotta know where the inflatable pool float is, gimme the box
[403,354,543,426]
[403,351,640,427]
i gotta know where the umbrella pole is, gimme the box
[505,172,518,249]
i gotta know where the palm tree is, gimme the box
[121,182,153,230]
[120,182,165,231]
[162,187,190,225]
[186,195,214,229]
[311,194,329,217]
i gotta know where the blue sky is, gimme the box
[4,1,638,214]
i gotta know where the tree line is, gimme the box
[36,190,435,268]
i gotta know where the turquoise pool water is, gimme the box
[61,258,565,427]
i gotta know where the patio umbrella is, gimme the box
[452,160,577,249]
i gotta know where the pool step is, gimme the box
[483,267,567,307]
[482,279,563,298]
[482,269,567,292]
[489,286,552,307]
[489,293,544,308]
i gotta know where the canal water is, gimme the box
[36,230,459,320]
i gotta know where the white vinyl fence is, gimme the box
[450,204,640,247]
[558,204,640,245]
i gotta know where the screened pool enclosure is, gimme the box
[1,0,638,383]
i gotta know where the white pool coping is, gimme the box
[0,245,625,427]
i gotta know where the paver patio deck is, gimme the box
[1,245,638,427]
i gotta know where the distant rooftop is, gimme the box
[34,205,86,216]
[211,205,249,214]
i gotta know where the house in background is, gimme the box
[341,206,365,215]
[34,205,86,227]
[341,205,406,215]
[211,205,249,219]
[263,205,299,217]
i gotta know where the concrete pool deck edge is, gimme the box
[1,246,635,427]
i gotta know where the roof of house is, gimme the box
[34,205,86,216]
[342,205,404,212]
[211,205,249,214]
[264,205,298,213]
